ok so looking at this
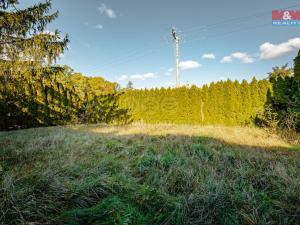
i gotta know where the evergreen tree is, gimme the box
[0,0,68,129]
[201,84,209,124]
[223,80,235,125]
[0,0,69,72]
[250,77,259,109]
[0,1,130,130]
[119,78,271,126]
[262,61,299,130]
[126,81,133,90]
[268,64,293,80]
[292,50,300,128]
[292,50,300,111]
[240,80,251,124]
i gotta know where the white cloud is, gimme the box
[202,53,216,59]
[231,52,254,63]
[164,68,174,76]
[179,60,202,70]
[99,3,117,19]
[119,73,157,81]
[221,56,233,63]
[219,37,300,64]
[259,38,300,59]
[221,52,254,64]
[118,75,128,81]
[130,73,157,80]
[95,24,103,30]
[106,9,116,18]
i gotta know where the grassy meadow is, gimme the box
[0,124,299,224]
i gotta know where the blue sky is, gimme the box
[22,0,300,88]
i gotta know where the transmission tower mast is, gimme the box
[172,28,180,87]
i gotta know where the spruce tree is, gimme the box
[0,0,69,72]
[0,0,68,129]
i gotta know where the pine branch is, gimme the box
[0,0,18,10]
[0,0,58,36]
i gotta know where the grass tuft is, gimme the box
[0,124,299,224]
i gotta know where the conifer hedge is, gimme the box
[120,78,271,126]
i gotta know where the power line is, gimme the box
[102,21,270,74]
[98,3,300,75]
[104,51,157,70]
[182,3,300,35]
[185,22,271,45]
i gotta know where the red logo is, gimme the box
[272,10,300,20]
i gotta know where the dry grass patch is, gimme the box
[0,124,299,225]
[77,123,296,150]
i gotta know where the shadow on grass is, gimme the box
[0,125,300,225]
[67,125,300,153]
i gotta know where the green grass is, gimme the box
[0,124,299,225]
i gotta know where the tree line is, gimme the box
[120,78,271,126]
[0,0,130,130]
[120,51,300,130]
[1,0,299,131]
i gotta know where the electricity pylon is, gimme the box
[172,28,180,88]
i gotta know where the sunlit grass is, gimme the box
[76,123,297,149]
[0,124,299,224]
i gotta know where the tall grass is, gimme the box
[0,124,299,224]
